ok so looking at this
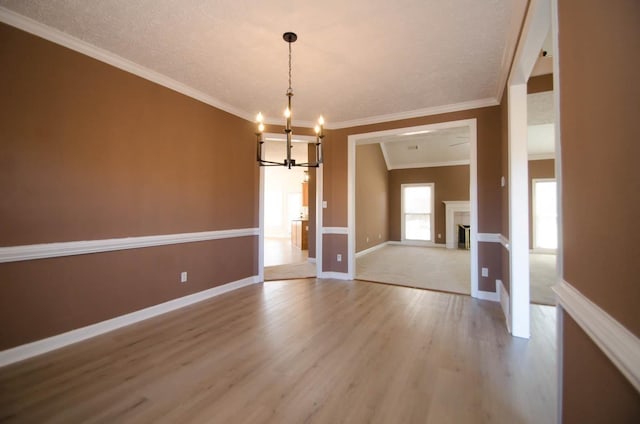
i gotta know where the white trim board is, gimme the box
[355,242,389,258]
[554,279,640,393]
[319,272,351,280]
[0,228,259,263]
[322,227,348,235]
[476,288,500,302]
[0,275,260,368]
[387,241,445,248]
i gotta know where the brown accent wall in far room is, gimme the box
[388,165,469,244]
[0,23,258,350]
[528,159,555,249]
[356,144,389,252]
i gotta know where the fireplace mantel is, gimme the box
[443,201,470,249]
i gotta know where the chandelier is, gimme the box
[255,32,324,168]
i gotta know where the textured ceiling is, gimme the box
[361,126,471,170]
[0,0,528,128]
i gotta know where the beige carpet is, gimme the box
[530,252,557,306]
[356,245,471,295]
[265,261,316,281]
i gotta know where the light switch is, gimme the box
[322,201,328,208]
[482,267,489,277]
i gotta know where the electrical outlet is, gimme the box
[180,271,188,283]
[378,234,381,239]
[322,201,328,208]
[481,267,488,277]
[337,254,342,262]
[438,233,442,239]
[366,236,369,242]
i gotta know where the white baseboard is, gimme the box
[554,279,640,393]
[387,241,446,248]
[0,275,260,368]
[499,279,511,333]
[307,257,316,263]
[319,271,351,280]
[476,287,500,302]
[355,241,389,258]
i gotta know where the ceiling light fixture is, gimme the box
[255,32,324,168]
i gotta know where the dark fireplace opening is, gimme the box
[458,225,470,249]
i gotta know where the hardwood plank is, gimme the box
[0,279,556,423]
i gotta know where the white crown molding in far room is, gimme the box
[0,7,502,131]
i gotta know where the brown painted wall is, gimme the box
[322,234,348,273]
[388,165,469,244]
[0,24,258,349]
[558,0,640,421]
[558,0,640,337]
[528,159,555,249]
[0,237,257,350]
[356,144,389,252]
[325,106,503,287]
[562,311,640,422]
[308,144,317,259]
[477,242,501,292]
[527,74,554,94]
[499,86,510,295]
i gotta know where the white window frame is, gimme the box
[401,183,435,243]
[532,178,558,251]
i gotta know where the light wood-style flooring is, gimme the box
[0,279,557,423]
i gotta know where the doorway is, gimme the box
[347,119,479,297]
[259,133,320,281]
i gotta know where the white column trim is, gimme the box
[0,228,259,263]
[554,279,640,393]
[355,241,389,258]
[322,227,349,235]
[0,275,261,368]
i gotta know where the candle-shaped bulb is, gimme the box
[318,115,325,126]
[256,112,263,123]
[314,125,320,134]
[258,123,265,133]
[284,108,291,118]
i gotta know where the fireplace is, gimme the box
[443,201,470,249]
[458,224,471,249]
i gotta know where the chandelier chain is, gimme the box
[288,41,292,91]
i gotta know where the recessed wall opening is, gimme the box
[259,134,320,281]
[347,119,478,297]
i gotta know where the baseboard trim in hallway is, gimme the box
[0,275,260,368]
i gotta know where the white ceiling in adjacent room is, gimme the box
[0,0,528,128]
[528,90,555,158]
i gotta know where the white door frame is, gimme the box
[506,0,552,339]
[258,133,323,280]
[347,118,479,298]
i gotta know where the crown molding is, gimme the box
[389,159,470,170]
[0,7,254,122]
[1,7,503,131]
[326,98,499,130]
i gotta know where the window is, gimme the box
[533,179,557,249]
[401,183,434,242]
